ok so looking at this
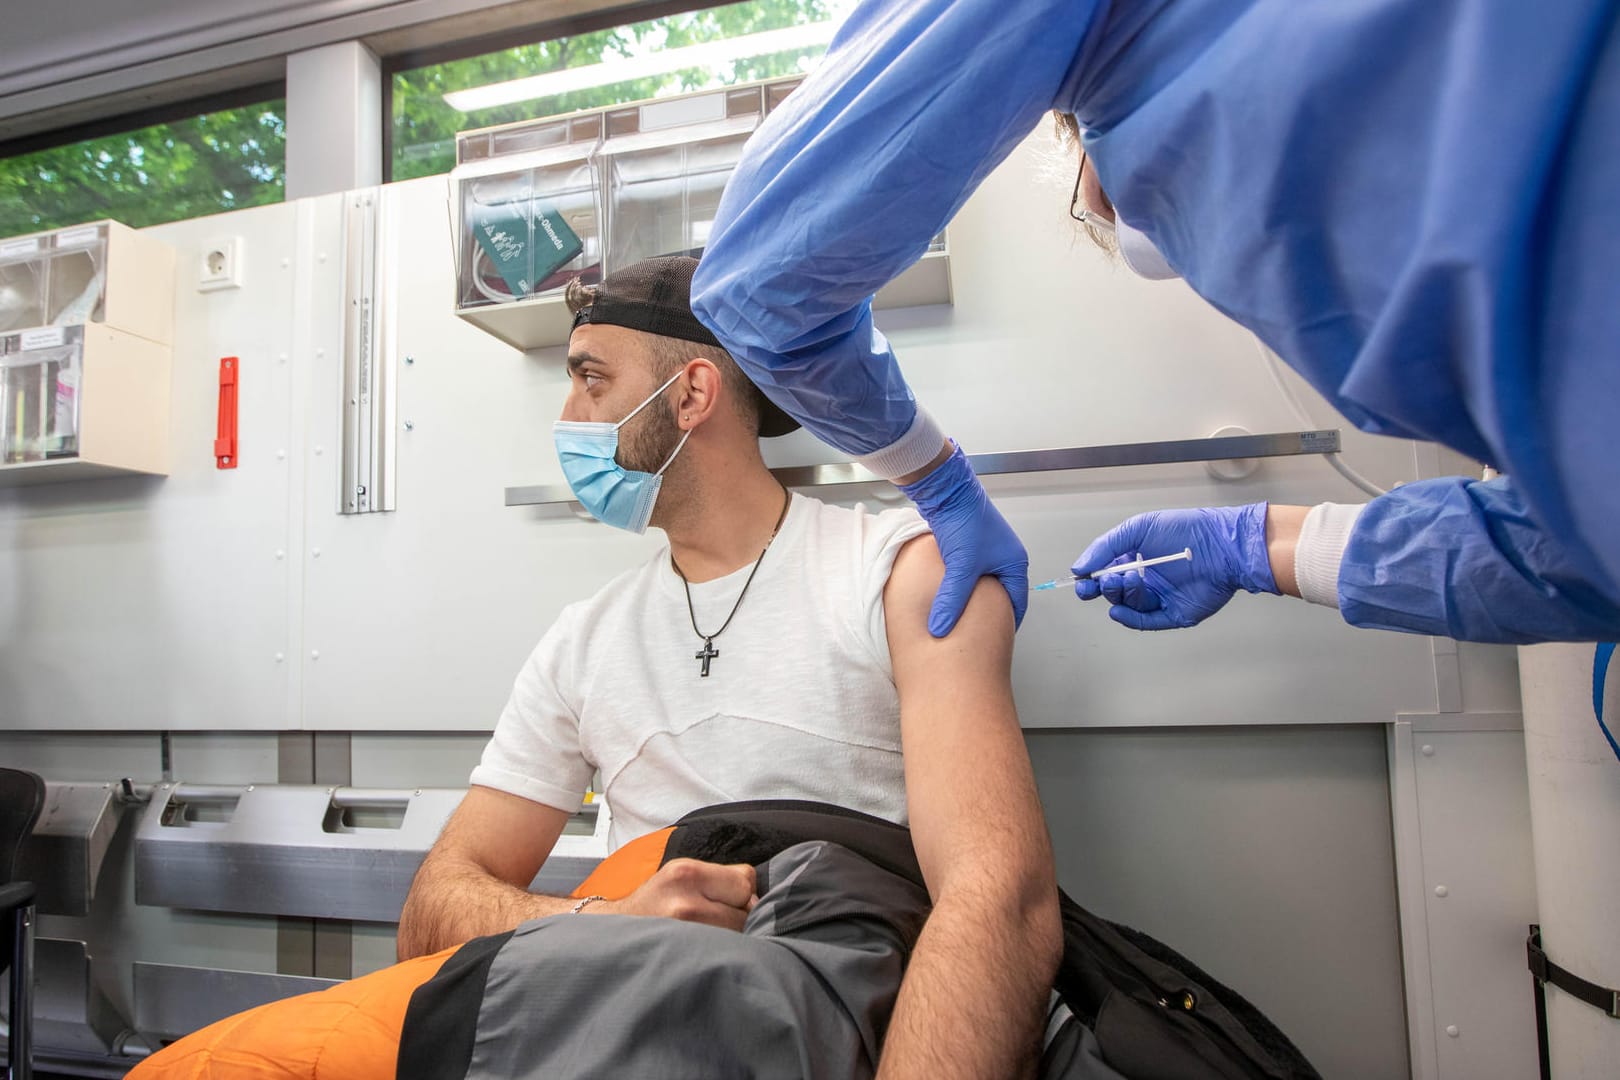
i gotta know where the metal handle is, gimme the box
[340,190,398,514]
[505,429,1343,509]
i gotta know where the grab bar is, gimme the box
[505,428,1342,508]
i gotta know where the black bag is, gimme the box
[669,800,1320,1080]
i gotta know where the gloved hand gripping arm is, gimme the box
[898,444,1029,636]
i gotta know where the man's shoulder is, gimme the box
[795,494,930,552]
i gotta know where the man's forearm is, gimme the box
[396,855,577,960]
[877,879,1062,1080]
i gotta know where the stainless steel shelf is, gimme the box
[505,429,1343,509]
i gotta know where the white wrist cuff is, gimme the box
[855,408,948,481]
[1294,502,1365,608]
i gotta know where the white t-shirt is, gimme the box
[471,494,931,850]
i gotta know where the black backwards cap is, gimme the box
[571,255,799,438]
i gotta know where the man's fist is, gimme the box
[595,858,758,931]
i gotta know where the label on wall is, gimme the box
[20,327,66,351]
[55,226,102,249]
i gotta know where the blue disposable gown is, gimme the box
[691,0,1620,644]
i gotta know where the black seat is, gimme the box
[0,767,45,1080]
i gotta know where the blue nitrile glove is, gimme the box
[898,443,1029,636]
[1071,504,1278,630]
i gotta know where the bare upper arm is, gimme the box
[883,535,1048,896]
[428,785,573,888]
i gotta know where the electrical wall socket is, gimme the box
[198,236,244,292]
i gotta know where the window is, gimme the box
[390,0,853,182]
[0,99,286,239]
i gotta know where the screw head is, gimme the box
[1434,885,1449,898]
[404,420,415,431]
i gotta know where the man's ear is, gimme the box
[676,357,723,428]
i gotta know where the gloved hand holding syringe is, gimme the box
[1030,548,1192,592]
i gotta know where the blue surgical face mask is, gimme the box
[553,369,691,534]
[1080,211,1181,282]
[1114,216,1180,281]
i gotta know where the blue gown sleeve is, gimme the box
[1339,476,1620,644]
[691,0,1102,458]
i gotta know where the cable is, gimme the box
[1594,643,1619,763]
[1253,336,1388,498]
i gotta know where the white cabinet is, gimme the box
[0,221,174,483]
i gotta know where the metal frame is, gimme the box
[7,898,33,1080]
[506,428,1345,509]
[339,190,398,514]
[0,82,285,161]
[15,782,128,918]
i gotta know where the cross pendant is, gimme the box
[695,639,719,677]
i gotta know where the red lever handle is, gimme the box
[215,356,239,469]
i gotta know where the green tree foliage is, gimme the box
[0,105,287,237]
[393,0,836,180]
[0,0,834,239]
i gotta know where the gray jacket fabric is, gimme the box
[405,837,1129,1079]
[464,840,928,1080]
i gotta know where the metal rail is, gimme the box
[505,428,1342,508]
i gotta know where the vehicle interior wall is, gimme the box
[0,125,1535,1079]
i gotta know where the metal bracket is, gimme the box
[134,783,607,922]
[17,781,128,917]
[339,189,397,514]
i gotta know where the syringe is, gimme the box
[1029,547,1193,592]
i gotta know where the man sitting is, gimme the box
[395,255,1063,1078]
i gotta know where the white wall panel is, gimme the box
[299,176,671,730]
[1392,717,1540,1080]
[0,201,310,730]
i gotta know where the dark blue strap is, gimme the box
[1595,643,1619,762]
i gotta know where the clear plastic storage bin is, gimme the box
[0,249,48,332]
[450,75,951,351]
[457,153,601,309]
[0,222,173,344]
[1,326,82,463]
[454,113,605,314]
[0,323,171,485]
[599,88,766,269]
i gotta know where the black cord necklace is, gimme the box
[670,485,792,677]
